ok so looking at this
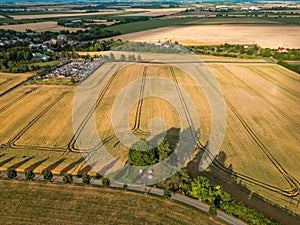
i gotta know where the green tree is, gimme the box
[63,174,73,184]
[123,184,128,190]
[137,55,142,62]
[43,169,53,181]
[157,138,172,161]
[82,173,91,184]
[127,54,136,62]
[102,177,110,187]
[7,168,17,179]
[128,139,158,166]
[163,169,191,194]
[119,54,126,61]
[25,170,35,181]
[188,176,215,203]
[109,52,115,61]
[163,188,172,199]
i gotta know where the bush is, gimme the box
[82,173,91,184]
[102,177,110,187]
[209,204,217,216]
[163,188,172,199]
[7,168,17,179]
[42,169,53,181]
[123,184,128,190]
[25,170,35,181]
[63,174,73,184]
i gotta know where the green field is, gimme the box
[0,180,224,225]
[106,18,199,34]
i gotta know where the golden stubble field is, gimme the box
[0,72,33,95]
[0,60,299,214]
[113,24,300,48]
[10,10,118,20]
[204,63,300,214]
[0,21,85,32]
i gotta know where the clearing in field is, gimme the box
[113,24,300,48]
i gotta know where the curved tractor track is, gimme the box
[68,65,119,153]
[6,91,69,152]
[199,71,299,199]
[131,66,150,135]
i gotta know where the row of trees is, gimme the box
[5,166,279,224]
[6,168,94,185]
[100,52,143,62]
[192,43,300,61]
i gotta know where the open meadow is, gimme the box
[112,24,300,48]
[0,180,224,225]
[0,59,299,215]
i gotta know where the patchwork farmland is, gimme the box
[0,59,299,215]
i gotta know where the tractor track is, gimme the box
[131,66,150,135]
[0,87,38,114]
[247,67,299,99]
[224,67,300,130]
[200,71,299,198]
[7,91,69,149]
[170,67,198,141]
[68,65,118,152]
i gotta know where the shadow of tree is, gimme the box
[186,147,300,225]
[0,157,15,167]
[9,156,34,169]
[43,158,66,172]
[60,157,85,174]
[25,158,48,171]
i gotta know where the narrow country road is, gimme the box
[0,172,247,225]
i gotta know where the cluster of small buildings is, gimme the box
[154,42,170,49]
[0,34,40,47]
[45,60,102,78]
[278,47,289,53]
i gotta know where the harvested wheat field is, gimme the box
[113,25,300,48]
[0,59,299,214]
[197,63,300,215]
[11,10,118,20]
[0,85,89,175]
[122,8,186,17]
[0,72,33,95]
[0,21,84,32]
